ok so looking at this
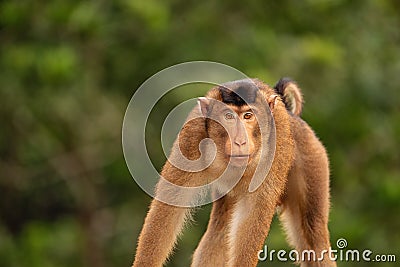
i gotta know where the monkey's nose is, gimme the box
[234,139,247,147]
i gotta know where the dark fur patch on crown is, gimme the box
[218,80,259,106]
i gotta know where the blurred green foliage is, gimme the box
[1,0,399,266]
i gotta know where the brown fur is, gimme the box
[132,79,336,267]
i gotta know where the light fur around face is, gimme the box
[132,78,336,267]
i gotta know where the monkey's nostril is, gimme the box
[234,140,247,146]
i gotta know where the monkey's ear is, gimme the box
[267,94,279,113]
[197,97,210,117]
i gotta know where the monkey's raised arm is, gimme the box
[132,199,189,267]
[132,109,208,267]
[133,164,199,266]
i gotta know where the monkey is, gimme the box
[132,78,337,267]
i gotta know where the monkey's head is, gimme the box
[197,79,276,168]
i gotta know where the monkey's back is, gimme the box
[283,115,331,219]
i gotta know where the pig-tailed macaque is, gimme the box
[132,78,337,267]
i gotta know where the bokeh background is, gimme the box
[1,0,399,266]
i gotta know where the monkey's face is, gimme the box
[207,104,260,168]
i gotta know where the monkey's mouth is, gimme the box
[229,154,251,158]
[227,154,251,166]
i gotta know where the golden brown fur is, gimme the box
[132,78,336,267]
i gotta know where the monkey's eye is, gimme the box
[243,112,253,120]
[224,112,235,120]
